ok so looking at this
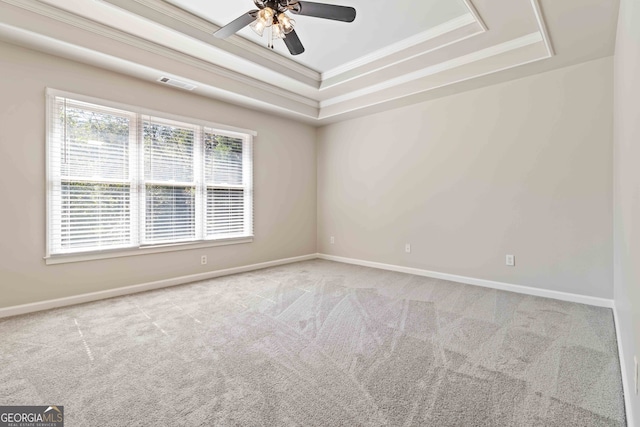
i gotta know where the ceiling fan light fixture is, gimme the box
[257,7,275,25]
[272,22,286,39]
[250,18,267,36]
[215,0,356,56]
[250,7,275,36]
[278,13,295,34]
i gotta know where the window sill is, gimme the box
[44,236,253,265]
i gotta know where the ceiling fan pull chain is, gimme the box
[271,25,276,49]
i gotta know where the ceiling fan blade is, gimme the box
[213,10,259,39]
[290,1,356,22]
[284,30,305,55]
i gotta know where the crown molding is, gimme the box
[318,44,551,122]
[321,13,479,81]
[462,0,487,31]
[319,24,483,92]
[320,32,544,108]
[144,45,320,108]
[530,0,554,56]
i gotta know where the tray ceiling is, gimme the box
[0,0,619,124]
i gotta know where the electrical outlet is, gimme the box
[506,254,515,266]
[405,243,411,253]
[201,255,207,265]
[635,356,638,395]
[330,236,335,244]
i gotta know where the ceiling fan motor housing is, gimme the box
[254,0,292,13]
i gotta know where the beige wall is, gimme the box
[0,40,618,307]
[318,57,614,298]
[0,41,317,308]
[614,0,640,421]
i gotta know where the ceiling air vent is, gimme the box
[157,77,197,91]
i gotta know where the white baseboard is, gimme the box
[613,305,635,427]
[317,253,614,308]
[0,253,317,319]
[1,251,615,314]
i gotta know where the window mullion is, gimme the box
[138,114,147,246]
[130,112,140,248]
[243,136,254,237]
[47,94,63,255]
[194,127,204,241]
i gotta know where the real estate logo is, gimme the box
[0,406,64,427]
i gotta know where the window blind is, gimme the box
[47,92,254,257]
[49,98,136,254]
[204,130,252,239]
[143,117,197,244]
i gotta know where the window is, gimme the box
[46,90,254,260]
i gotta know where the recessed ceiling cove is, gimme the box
[167,0,471,73]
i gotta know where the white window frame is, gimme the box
[45,88,256,265]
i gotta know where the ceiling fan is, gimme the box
[213,0,356,56]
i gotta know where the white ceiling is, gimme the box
[166,0,471,72]
[0,0,620,124]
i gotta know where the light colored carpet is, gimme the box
[0,259,626,426]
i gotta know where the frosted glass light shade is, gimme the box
[250,18,267,36]
[278,13,295,34]
[258,7,274,25]
[273,23,285,39]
